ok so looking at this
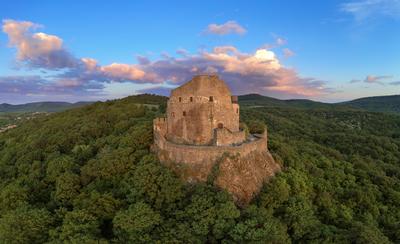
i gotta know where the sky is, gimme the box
[0,0,399,104]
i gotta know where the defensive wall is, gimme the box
[153,117,269,181]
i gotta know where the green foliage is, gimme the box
[0,205,52,243]
[247,119,266,134]
[342,94,400,114]
[0,181,29,213]
[238,93,400,114]
[0,101,92,113]
[58,209,101,242]
[244,107,400,242]
[113,202,162,243]
[0,94,399,242]
[54,172,81,206]
[122,155,184,211]
[228,205,289,243]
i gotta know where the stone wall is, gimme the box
[214,128,246,146]
[166,75,241,145]
[151,75,281,204]
[153,124,269,182]
[152,125,281,204]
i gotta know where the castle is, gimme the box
[153,75,280,204]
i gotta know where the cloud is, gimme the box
[204,21,247,35]
[2,19,151,84]
[0,76,46,94]
[365,75,392,84]
[276,37,287,46]
[1,19,335,100]
[2,19,78,69]
[136,55,151,65]
[283,48,295,58]
[261,36,288,50]
[135,47,333,97]
[341,0,400,21]
[349,75,393,85]
[0,75,104,99]
[176,48,189,57]
[100,63,146,81]
[389,81,400,85]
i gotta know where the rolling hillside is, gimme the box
[340,95,400,114]
[238,93,400,114]
[0,94,399,242]
[238,94,334,109]
[2,93,399,115]
[0,101,93,113]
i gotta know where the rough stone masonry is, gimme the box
[152,74,281,205]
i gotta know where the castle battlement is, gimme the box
[152,75,280,204]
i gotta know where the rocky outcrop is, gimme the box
[152,75,281,204]
[215,151,281,205]
[153,129,281,205]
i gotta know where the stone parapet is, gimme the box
[153,128,267,169]
[214,128,246,146]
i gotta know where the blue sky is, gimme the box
[0,0,399,104]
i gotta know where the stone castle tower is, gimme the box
[166,74,245,146]
[153,75,280,204]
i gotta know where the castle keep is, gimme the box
[166,74,245,146]
[153,75,280,204]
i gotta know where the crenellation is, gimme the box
[152,74,280,204]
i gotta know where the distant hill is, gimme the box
[238,93,400,114]
[0,101,93,113]
[0,94,169,113]
[2,93,399,114]
[238,94,332,109]
[340,95,400,114]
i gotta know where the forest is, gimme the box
[0,94,399,243]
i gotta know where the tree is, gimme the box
[228,205,289,243]
[247,120,266,134]
[0,205,52,243]
[0,181,29,213]
[113,202,161,243]
[124,155,184,211]
[54,172,81,206]
[58,209,101,243]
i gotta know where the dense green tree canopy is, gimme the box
[0,94,399,243]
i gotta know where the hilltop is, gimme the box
[238,93,400,114]
[0,94,399,242]
[1,93,399,115]
[0,101,93,113]
[340,95,400,114]
[238,94,334,109]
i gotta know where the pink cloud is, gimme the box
[100,63,146,81]
[364,75,392,84]
[276,37,287,46]
[205,21,247,35]
[1,19,334,99]
[283,48,295,58]
[2,19,78,69]
[350,75,393,85]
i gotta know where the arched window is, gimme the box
[236,108,239,114]
[179,97,182,102]
[190,97,193,102]
[218,123,223,129]
[209,96,214,102]
[183,111,186,116]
